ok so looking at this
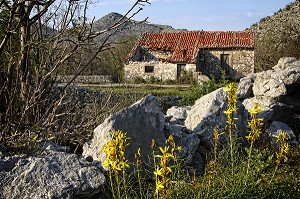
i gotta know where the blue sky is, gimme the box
[87,0,294,31]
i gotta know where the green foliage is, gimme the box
[162,79,176,85]
[176,71,196,85]
[179,76,229,106]
[133,76,146,84]
[146,76,161,84]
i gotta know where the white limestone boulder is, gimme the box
[252,73,287,99]
[166,105,191,120]
[185,88,248,143]
[82,95,166,173]
[236,75,255,99]
[273,57,300,71]
[0,151,105,199]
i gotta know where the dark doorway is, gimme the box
[197,53,205,72]
[177,64,186,78]
[221,54,230,73]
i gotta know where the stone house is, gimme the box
[124,31,255,82]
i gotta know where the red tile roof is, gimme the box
[127,31,254,63]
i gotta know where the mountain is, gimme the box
[248,0,300,71]
[91,12,184,43]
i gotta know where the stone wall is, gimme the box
[56,75,111,84]
[197,49,254,79]
[124,61,196,81]
[125,48,254,81]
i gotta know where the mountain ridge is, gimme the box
[91,12,184,43]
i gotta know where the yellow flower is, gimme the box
[154,142,176,197]
[246,103,263,143]
[248,103,264,116]
[155,181,165,193]
[275,130,290,166]
[101,130,130,174]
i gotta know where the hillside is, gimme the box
[92,12,182,43]
[248,0,300,71]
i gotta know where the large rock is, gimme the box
[185,88,248,142]
[252,72,287,99]
[166,106,191,120]
[252,58,300,100]
[273,57,300,71]
[164,124,199,164]
[239,58,300,138]
[242,97,276,121]
[268,121,299,146]
[236,75,255,99]
[0,151,105,199]
[82,95,166,173]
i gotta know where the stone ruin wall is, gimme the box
[200,49,254,79]
[124,61,196,81]
[125,48,196,81]
[125,48,254,82]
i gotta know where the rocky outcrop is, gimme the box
[239,57,300,123]
[248,1,300,69]
[0,150,105,199]
[82,95,166,173]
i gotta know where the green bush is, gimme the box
[179,75,229,106]
[176,71,196,85]
[133,76,146,84]
[162,79,176,85]
[146,76,161,84]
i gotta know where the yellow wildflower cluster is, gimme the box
[154,146,174,193]
[224,83,238,175]
[102,130,130,174]
[154,135,182,197]
[224,83,238,131]
[275,130,290,166]
[246,103,264,174]
[166,135,183,155]
[246,103,264,142]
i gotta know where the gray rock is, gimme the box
[273,57,300,71]
[0,151,105,199]
[39,141,70,153]
[164,124,200,165]
[166,106,191,120]
[268,121,299,146]
[236,76,255,99]
[185,88,248,143]
[82,95,166,173]
[253,73,287,99]
[242,97,275,121]
[168,116,184,125]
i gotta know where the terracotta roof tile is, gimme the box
[127,31,254,63]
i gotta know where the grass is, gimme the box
[86,84,191,98]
